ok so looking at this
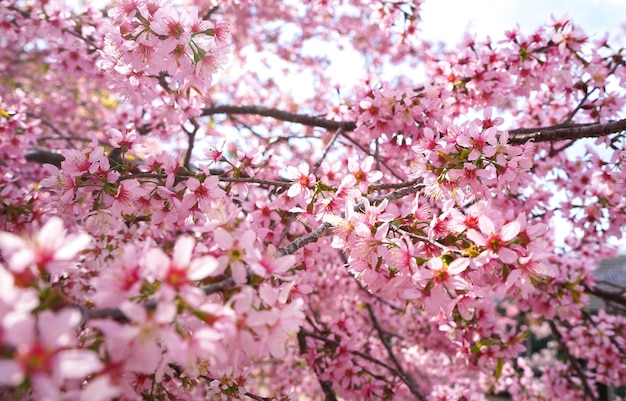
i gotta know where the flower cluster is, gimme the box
[101,0,230,100]
[1,1,626,400]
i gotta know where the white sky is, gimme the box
[419,0,626,44]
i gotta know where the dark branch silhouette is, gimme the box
[201,104,626,144]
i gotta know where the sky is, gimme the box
[298,0,626,99]
[419,0,626,45]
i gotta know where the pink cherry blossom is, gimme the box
[0,216,90,276]
[287,162,315,198]
[343,156,384,193]
[1,2,626,400]
[467,215,521,264]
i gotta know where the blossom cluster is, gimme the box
[101,0,231,101]
[1,0,625,400]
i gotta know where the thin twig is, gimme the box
[340,131,405,181]
[338,252,405,312]
[312,127,343,175]
[299,328,399,373]
[183,118,199,170]
[365,304,427,401]
[549,320,599,401]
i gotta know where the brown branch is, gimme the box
[277,183,424,257]
[582,283,626,306]
[182,118,199,170]
[25,116,626,174]
[277,222,331,256]
[202,105,357,131]
[25,149,64,166]
[298,328,399,373]
[202,104,626,145]
[79,277,236,324]
[508,119,626,144]
[337,251,405,312]
[312,127,343,175]
[339,131,405,181]
[549,320,599,401]
[367,182,424,205]
[365,304,427,401]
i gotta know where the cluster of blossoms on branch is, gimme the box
[101,0,231,101]
[1,0,626,400]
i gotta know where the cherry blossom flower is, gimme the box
[147,236,221,291]
[0,309,102,390]
[182,176,226,211]
[247,245,296,278]
[108,128,137,151]
[287,162,315,198]
[466,214,521,264]
[0,216,90,276]
[343,156,383,193]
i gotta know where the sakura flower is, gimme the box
[286,162,315,198]
[110,179,148,217]
[213,227,257,284]
[0,216,91,277]
[246,284,305,358]
[456,123,498,161]
[108,128,137,151]
[182,176,225,211]
[212,20,232,44]
[147,236,221,290]
[466,215,520,264]
[247,245,296,278]
[0,309,102,389]
[413,257,470,292]
[410,257,473,314]
[90,301,176,375]
[151,5,192,51]
[204,142,226,165]
[343,156,383,193]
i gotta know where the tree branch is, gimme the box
[182,118,199,170]
[365,304,427,401]
[202,105,356,131]
[549,320,599,401]
[507,119,626,144]
[202,104,626,145]
[312,127,343,175]
[277,223,331,256]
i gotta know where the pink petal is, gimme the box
[362,156,374,171]
[287,183,302,197]
[466,229,486,247]
[259,284,279,306]
[0,232,27,256]
[447,258,469,275]
[188,255,219,280]
[39,308,81,348]
[0,360,23,385]
[186,177,200,191]
[501,221,521,242]
[478,215,495,235]
[80,375,122,401]
[56,232,91,260]
[214,227,234,249]
[57,349,103,379]
[368,170,383,182]
[499,247,518,264]
[173,236,195,267]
